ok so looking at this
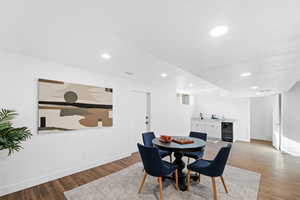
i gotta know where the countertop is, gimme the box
[191,117,236,123]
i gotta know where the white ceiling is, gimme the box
[1,0,300,97]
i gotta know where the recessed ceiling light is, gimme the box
[251,86,259,90]
[209,25,229,37]
[260,89,272,93]
[161,73,168,77]
[240,72,252,77]
[189,83,194,87]
[125,72,134,76]
[256,89,273,96]
[101,53,111,60]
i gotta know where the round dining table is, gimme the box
[152,136,206,191]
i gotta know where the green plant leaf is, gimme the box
[0,108,31,155]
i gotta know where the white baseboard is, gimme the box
[281,148,300,157]
[235,138,251,142]
[251,136,272,141]
[281,138,300,157]
[0,152,131,197]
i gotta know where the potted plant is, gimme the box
[0,109,32,156]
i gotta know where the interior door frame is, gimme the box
[278,94,282,151]
[272,93,282,151]
[131,90,151,131]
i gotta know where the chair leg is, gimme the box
[159,177,164,200]
[187,169,191,191]
[198,173,201,183]
[187,157,190,165]
[220,176,229,193]
[175,169,179,191]
[138,172,148,193]
[211,177,218,200]
[169,155,172,162]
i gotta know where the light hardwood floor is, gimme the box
[1,140,300,200]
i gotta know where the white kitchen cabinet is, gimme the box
[191,118,233,140]
[191,119,204,132]
[206,122,221,138]
[191,120,206,132]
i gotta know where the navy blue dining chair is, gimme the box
[142,132,172,162]
[184,131,207,165]
[187,144,232,200]
[137,143,179,200]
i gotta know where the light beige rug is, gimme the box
[64,162,260,200]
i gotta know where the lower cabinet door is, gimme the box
[191,121,207,132]
[198,124,206,132]
[191,121,200,132]
[207,123,221,138]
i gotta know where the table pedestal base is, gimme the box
[171,152,199,191]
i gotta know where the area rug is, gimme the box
[64,162,260,200]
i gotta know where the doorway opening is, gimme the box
[250,94,282,150]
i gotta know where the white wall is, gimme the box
[151,81,194,136]
[0,52,194,196]
[282,81,300,156]
[193,94,250,142]
[250,96,273,141]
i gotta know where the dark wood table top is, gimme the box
[152,136,205,152]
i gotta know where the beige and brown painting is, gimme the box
[38,79,113,133]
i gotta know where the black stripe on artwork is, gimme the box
[39,101,113,109]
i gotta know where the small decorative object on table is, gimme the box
[159,135,172,143]
[172,138,194,144]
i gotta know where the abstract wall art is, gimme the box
[38,79,113,133]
